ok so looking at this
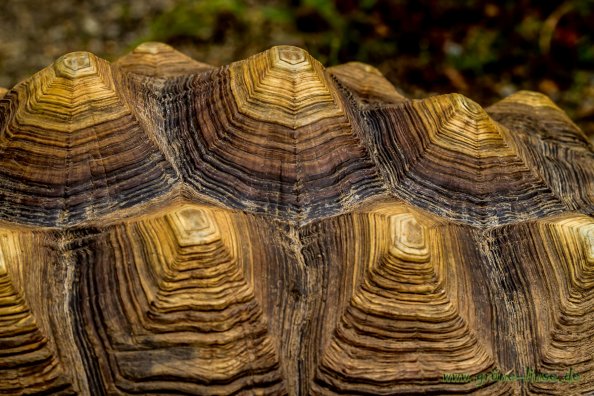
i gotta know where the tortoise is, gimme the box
[0,42,592,395]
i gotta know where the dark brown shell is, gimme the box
[0,43,592,395]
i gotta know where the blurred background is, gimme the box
[1,0,593,138]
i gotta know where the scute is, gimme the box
[0,51,178,226]
[0,43,592,395]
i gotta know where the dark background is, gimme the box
[1,0,593,140]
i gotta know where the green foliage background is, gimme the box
[1,0,594,136]
[139,0,594,136]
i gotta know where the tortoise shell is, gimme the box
[0,43,592,395]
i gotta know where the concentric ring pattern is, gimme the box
[0,43,592,395]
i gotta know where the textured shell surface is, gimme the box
[0,42,592,395]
